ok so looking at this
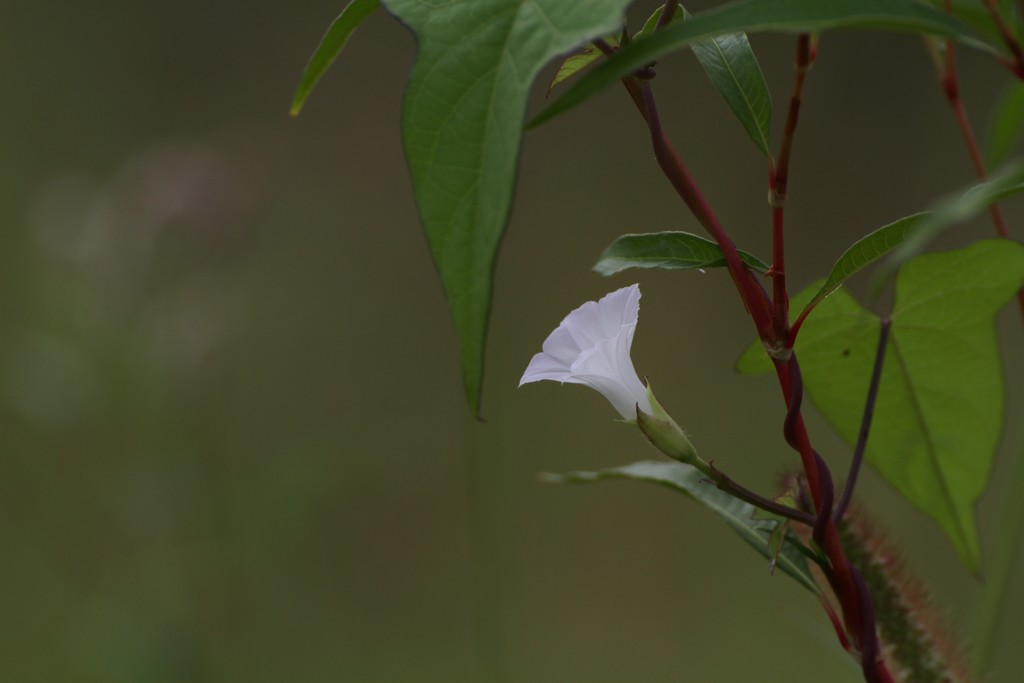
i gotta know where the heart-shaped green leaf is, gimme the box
[738,241,1024,570]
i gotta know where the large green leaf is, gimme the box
[986,82,1024,167]
[544,459,822,594]
[594,231,769,276]
[685,7,772,158]
[290,0,380,116]
[381,0,633,413]
[738,241,1024,570]
[530,0,990,128]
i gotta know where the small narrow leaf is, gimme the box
[290,0,380,117]
[738,241,1024,570]
[547,1,682,97]
[548,36,619,96]
[594,231,769,276]
[544,460,821,594]
[686,7,773,157]
[875,160,1024,286]
[381,0,634,413]
[548,1,684,97]
[800,162,1024,319]
[986,82,1024,166]
[636,3,684,38]
[531,0,991,129]
[766,518,790,575]
[799,214,927,318]
[751,492,795,576]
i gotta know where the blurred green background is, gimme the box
[2,1,1023,681]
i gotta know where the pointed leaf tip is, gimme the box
[684,5,772,158]
[382,0,634,412]
[291,0,380,117]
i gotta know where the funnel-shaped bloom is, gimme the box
[519,284,652,420]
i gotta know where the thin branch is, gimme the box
[656,1,678,30]
[780,354,890,680]
[704,462,816,526]
[592,37,616,57]
[635,79,773,334]
[834,319,891,521]
[601,45,893,682]
[933,34,1024,319]
[941,41,1011,238]
[770,34,814,337]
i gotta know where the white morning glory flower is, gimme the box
[519,284,653,420]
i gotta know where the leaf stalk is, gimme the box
[835,319,892,522]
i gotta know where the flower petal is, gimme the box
[519,284,650,419]
[561,285,641,350]
[567,332,650,419]
[519,351,573,385]
[539,323,582,366]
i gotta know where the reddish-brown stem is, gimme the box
[593,38,616,57]
[820,598,853,653]
[788,305,812,345]
[635,80,773,335]
[615,55,891,683]
[768,41,881,633]
[941,43,1010,238]
[655,1,678,30]
[852,568,891,683]
[770,34,814,338]
[777,357,891,682]
[594,40,651,122]
[937,36,1024,319]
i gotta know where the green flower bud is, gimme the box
[635,383,698,464]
